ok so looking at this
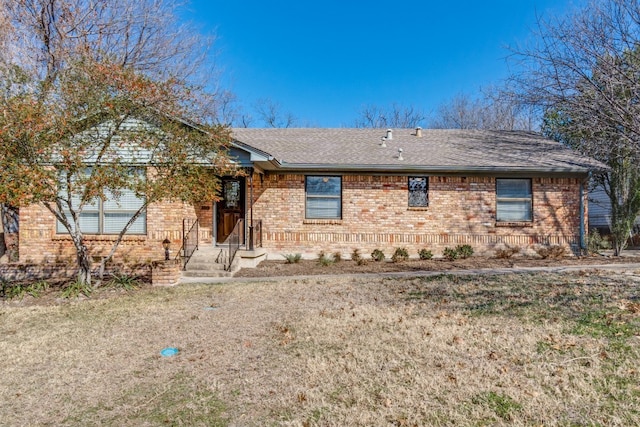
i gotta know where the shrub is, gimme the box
[283,253,302,264]
[495,245,520,259]
[535,244,566,259]
[351,248,362,262]
[443,247,459,261]
[371,249,385,262]
[333,251,342,262]
[587,229,611,254]
[1,280,50,300]
[455,244,474,259]
[418,248,433,260]
[107,274,140,290]
[391,247,409,263]
[61,280,93,298]
[356,258,368,266]
[318,254,334,267]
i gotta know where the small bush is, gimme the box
[61,280,93,298]
[391,247,409,263]
[587,229,611,254]
[455,244,474,259]
[495,245,520,259]
[443,247,459,261]
[107,274,139,290]
[351,248,362,262]
[333,251,342,262]
[318,254,334,267]
[535,244,566,259]
[418,248,433,260]
[356,258,368,266]
[1,280,50,300]
[283,253,302,264]
[371,249,385,262]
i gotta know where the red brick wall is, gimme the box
[19,200,199,264]
[250,173,586,257]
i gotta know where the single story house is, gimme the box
[17,127,606,266]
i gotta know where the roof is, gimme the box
[231,128,607,174]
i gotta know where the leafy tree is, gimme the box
[0,0,232,284]
[510,0,640,255]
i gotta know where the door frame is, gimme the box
[214,176,246,245]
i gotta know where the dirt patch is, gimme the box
[235,254,640,278]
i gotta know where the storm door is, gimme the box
[216,177,245,243]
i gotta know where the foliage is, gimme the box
[455,244,474,259]
[418,248,433,260]
[61,279,93,298]
[371,249,385,262]
[391,247,409,263]
[0,1,232,286]
[443,247,459,261]
[587,228,611,254]
[283,254,302,264]
[333,251,342,262]
[351,248,362,262]
[510,0,640,255]
[107,274,140,291]
[494,245,520,259]
[317,252,333,267]
[534,245,566,259]
[1,280,50,300]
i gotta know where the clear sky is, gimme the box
[183,0,577,127]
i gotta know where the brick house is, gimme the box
[17,127,605,266]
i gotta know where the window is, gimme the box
[408,176,429,207]
[496,178,532,222]
[56,169,146,235]
[305,176,341,219]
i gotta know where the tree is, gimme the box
[253,98,297,128]
[509,0,640,255]
[354,103,426,128]
[0,0,232,285]
[429,90,537,130]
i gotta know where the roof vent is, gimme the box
[380,136,387,147]
[415,127,422,137]
[386,129,393,140]
[397,148,403,161]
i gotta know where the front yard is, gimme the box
[1,269,639,426]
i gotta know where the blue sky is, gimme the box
[184,1,577,127]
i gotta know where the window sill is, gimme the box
[495,221,533,228]
[303,219,343,225]
[408,207,429,211]
[53,234,147,242]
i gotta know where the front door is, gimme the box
[216,177,245,243]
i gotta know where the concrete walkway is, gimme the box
[179,261,640,285]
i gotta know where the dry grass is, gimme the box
[1,270,639,426]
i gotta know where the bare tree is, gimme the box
[509,0,640,254]
[429,90,538,130]
[253,98,297,128]
[354,103,426,128]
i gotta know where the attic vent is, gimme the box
[415,127,422,137]
[397,148,403,161]
[386,129,393,140]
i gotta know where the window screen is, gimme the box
[306,176,341,219]
[496,178,532,222]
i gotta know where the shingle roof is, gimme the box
[231,128,607,174]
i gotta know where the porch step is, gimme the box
[182,246,232,278]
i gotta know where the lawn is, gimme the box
[1,270,639,426]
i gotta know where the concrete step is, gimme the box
[186,261,227,271]
[182,270,233,278]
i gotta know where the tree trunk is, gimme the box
[74,240,92,286]
[1,204,19,262]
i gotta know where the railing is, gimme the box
[248,219,262,249]
[178,218,199,270]
[224,218,244,271]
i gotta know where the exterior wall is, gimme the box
[19,200,199,264]
[250,173,586,258]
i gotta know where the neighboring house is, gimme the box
[588,185,640,234]
[18,127,606,265]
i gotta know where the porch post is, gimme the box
[248,168,254,250]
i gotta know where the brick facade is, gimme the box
[249,173,588,258]
[18,200,200,264]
